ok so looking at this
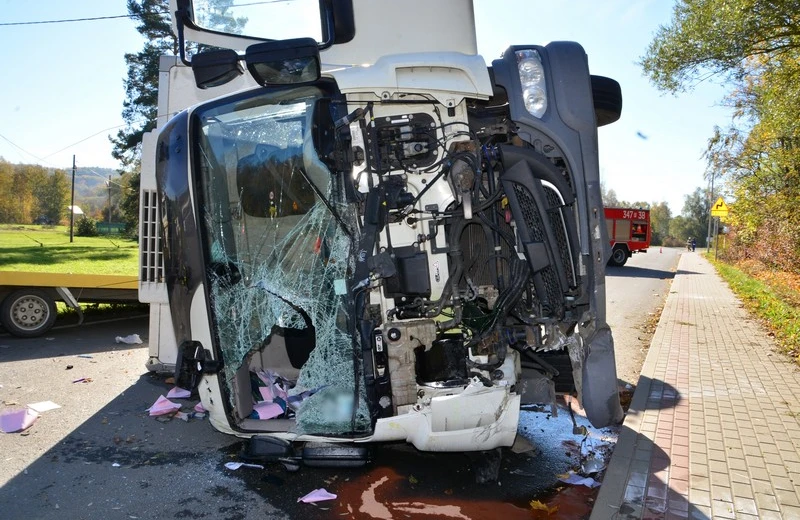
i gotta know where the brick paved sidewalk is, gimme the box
[592,253,800,520]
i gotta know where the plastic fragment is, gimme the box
[167,387,191,399]
[224,461,264,471]
[115,334,143,345]
[298,488,337,503]
[0,408,39,433]
[147,395,181,416]
[557,470,601,488]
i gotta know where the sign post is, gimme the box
[710,197,729,259]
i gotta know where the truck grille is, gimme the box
[140,189,164,284]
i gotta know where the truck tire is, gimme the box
[591,75,622,127]
[609,246,628,267]
[0,289,57,337]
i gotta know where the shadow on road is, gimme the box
[606,266,676,280]
[0,316,148,362]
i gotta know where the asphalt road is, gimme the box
[0,251,680,519]
[605,247,682,387]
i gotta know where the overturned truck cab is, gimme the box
[146,0,623,456]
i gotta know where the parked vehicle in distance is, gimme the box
[604,207,651,267]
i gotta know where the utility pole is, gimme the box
[107,175,112,235]
[69,155,76,243]
[706,172,715,253]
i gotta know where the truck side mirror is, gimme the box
[191,49,243,89]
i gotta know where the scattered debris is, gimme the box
[115,334,143,345]
[28,401,61,413]
[65,365,74,370]
[194,402,206,413]
[147,395,181,416]
[298,488,337,503]
[0,408,39,433]
[112,463,121,468]
[72,377,93,384]
[77,355,93,359]
[529,499,558,515]
[166,387,191,399]
[224,461,264,471]
[557,470,601,488]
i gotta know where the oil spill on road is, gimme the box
[224,405,617,519]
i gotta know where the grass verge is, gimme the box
[0,225,137,275]
[709,256,800,363]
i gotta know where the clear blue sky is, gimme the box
[0,0,733,215]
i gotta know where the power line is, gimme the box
[0,14,140,27]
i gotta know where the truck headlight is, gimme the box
[516,49,547,118]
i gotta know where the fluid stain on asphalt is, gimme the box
[223,406,615,519]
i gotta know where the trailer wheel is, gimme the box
[609,246,628,267]
[0,289,57,337]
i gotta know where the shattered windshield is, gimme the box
[193,86,370,434]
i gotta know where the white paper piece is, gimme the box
[224,462,264,471]
[0,408,39,433]
[147,395,181,416]
[298,488,337,503]
[557,471,601,488]
[115,334,143,345]
[28,401,61,413]
[167,387,191,399]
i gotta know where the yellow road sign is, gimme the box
[710,197,729,217]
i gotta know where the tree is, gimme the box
[649,201,672,246]
[679,188,710,246]
[640,0,800,94]
[110,0,174,166]
[118,168,141,237]
[35,169,70,225]
[641,0,800,269]
[601,183,620,207]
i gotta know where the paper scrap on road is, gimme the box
[115,334,143,344]
[224,461,264,471]
[298,488,337,503]
[0,408,39,433]
[167,387,191,399]
[194,402,206,413]
[28,401,61,413]
[557,471,601,488]
[147,395,181,416]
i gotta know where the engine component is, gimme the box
[415,334,468,384]
[381,319,437,411]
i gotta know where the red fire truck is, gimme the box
[604,207,651,266]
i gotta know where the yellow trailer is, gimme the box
[0,272,138,337]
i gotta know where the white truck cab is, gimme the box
[139,0,623,462]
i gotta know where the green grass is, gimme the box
[0,225,138,275]
[710,256,800,363]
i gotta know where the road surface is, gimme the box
[0,249,682,519]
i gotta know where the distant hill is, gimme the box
[71,166,126,216]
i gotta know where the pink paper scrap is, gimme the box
[167,387,191,399]
[252,402,283,420]
[1,408,40,433]
[147,395,182,416]
[194,402,207,413]
[298,488,337,503]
